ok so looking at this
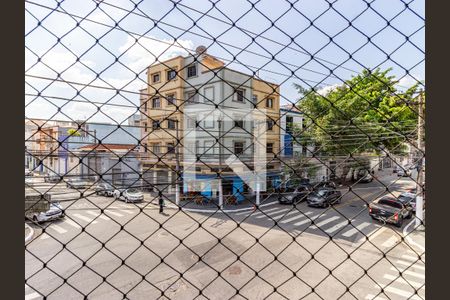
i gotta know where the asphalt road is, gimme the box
[25,171,425,300]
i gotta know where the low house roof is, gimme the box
[77,144,138,152]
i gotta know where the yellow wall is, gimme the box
[252,78,281,155]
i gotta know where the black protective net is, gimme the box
[25,0,425,299]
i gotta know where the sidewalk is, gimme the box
[146,192,277,213]
[25,223,34,243]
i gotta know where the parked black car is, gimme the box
[369,196,413,227]
[306,188,342,208]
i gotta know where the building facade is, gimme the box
[140,47,282,201]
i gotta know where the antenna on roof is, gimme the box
[195,45,207,56]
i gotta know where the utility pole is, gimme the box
[415,91,425,228]
[175,119,180,206]
[218,117,223,210]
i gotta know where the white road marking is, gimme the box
[86,211,110,220]
[342,222,371,237]
[396,260,425,270]
[280,211,313,224]
[25,292,41,300]
[382,285,416,298]
[255,208,289,219]
[293,218,313,227]
[104,210,124,217]
[389,267,425,280]
[309,216,340,229]
[239,207,279,217]
[39,233,50,240]
[73,213,98,224]
[365,293,387,300]
[383,274,424,289]
[402,254,421,262]
[381,236,399,248]
[325,220,349,234]
[272,210,298,221]
[403,217,425,252]
[64,218,82,229]
[49,224,67,234]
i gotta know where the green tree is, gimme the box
[295,68,423,156]
[67,128,81,137]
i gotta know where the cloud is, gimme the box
[317,84,340,96]
[397,74,424,90]
[118,35,195,73]
[25,35,194,123]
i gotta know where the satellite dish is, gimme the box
[195,45,207,55]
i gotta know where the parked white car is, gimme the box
[25,168,33,176]
[31,202,65,223]
[397,168,412,177]
[113,188,144,203]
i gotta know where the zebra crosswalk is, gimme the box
[365,253,425,300]
[232,205,379,240]
[36,204,142,241]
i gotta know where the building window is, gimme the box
[204,116,214,128]
[234,141,244,155]
[152,144,160,154]
[234,119,244,129]
[267,143,274,153]
[252,94,258,104]
[186,91,199,103]
[151,72,160,83]
[166,94,176,106]
[286,116,293,133]
[152,120,160,130]
[152,97,161,108]
[143,143,148,152]
[267,119,274,131]
[204,140,214,155]
[234,89,245,102]
[266,97,274,108]
[186,116,196,129]
[167,69,177,81]
[203,86,214,103]
[144,122,148,132]
[167,143,175,154]
[187,64,197,78]
[143,101,147,112]
[167,119,176,130]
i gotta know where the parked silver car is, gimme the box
[113,188,144,203]
[66,178,91,189]
[95,183,114,197]
[31,202,65,223]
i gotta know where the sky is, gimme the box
[25,0,425,124]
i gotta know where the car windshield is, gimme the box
[313,190,328,196]
[127,188,140,194]
[379,198,402,209]
[397,196,411,203]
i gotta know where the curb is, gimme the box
[25,223,34,243]
[149,198,277,213]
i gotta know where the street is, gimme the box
[25,171,425,300]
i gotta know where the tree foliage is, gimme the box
[67,128,81,137]
[295,68,423,156]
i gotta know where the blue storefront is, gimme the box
[183,172,282,203]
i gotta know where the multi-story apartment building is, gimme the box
[280,104,305,157]
[140,46,282,201]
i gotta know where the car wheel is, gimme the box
[406,211,412,219]
[33,216,38,223]
[395,217,404,228]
